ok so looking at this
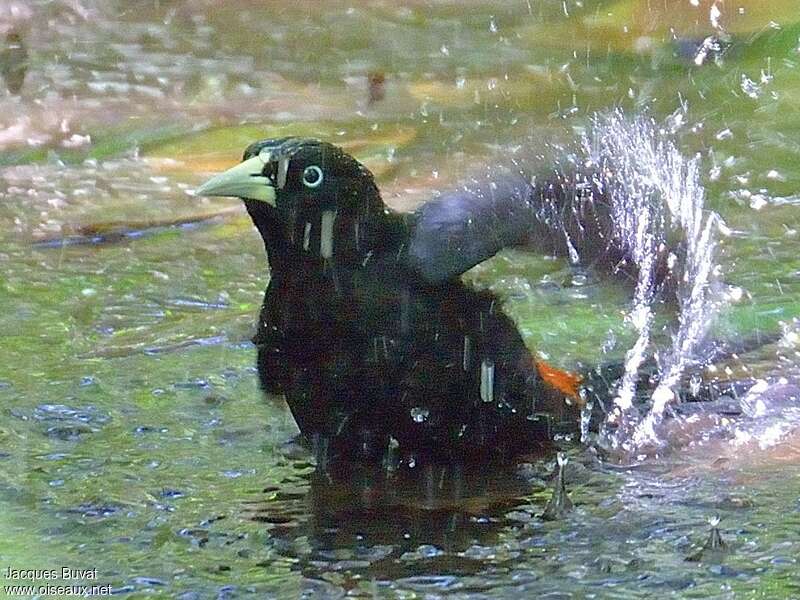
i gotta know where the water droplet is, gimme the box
[689,374,702,397]
[709,3,722,29]
[715,128,733,140]
[319,210,336,258]
[565,236,580,264]
[480,359,494,403]
[600,331,617,355]
[410,407,429,423]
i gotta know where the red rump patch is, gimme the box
[536,359,583,404]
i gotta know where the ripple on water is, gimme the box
[24,403,112,440]
[62,502,120,519]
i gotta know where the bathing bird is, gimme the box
[195,137,678,465]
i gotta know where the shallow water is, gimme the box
[2,0,800,597]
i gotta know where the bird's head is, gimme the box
[196,137,389,262]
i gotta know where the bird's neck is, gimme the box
[246,200,410,275]
[285,206,408,269]
[244,202,292,272]
[369,209,411,255]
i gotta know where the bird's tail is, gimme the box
[529,112,726,449]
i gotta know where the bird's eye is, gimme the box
[302,165,324,188]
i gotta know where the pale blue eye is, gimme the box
[302,165,324,188]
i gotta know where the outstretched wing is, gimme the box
[403,160,682,292]
[403,172,536,283]
[402,168,627,285]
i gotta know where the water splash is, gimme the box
[579,112,723,451]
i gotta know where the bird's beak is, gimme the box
[195,155,276,206]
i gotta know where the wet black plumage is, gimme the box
[196,138,670,465]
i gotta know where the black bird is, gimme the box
[195,138,675,465]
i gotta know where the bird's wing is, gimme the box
[403,164,681,294]
[403,172,535,284]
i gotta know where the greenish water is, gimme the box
[1,0,800,597]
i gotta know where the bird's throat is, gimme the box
[246,198,409,276]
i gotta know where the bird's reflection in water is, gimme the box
[245,452,555,580]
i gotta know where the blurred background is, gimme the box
[1,0,800,597]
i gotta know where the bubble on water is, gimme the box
[749,194,768,210]
[693,36,722,66]
[740,74,761,99]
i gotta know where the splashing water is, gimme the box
[579,112,723,451]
